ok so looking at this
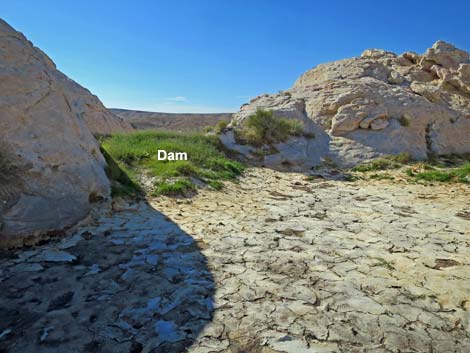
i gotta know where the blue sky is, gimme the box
[2,1,469,113]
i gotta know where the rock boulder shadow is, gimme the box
[0,201,215,353]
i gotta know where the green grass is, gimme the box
[234,109,309,147]
[100,131,244,197]
[398,115,410,127]
[100,147,141,197]
[352,153,411,172]
[371,257,395,271]
[0,148,18,184]
[204,120,230,134]
[351,154,469,184]
[406,162,470,183]
[352,158,400,172]
[214,120,229,133]
[154,178,196,196]
[343,174,359,182]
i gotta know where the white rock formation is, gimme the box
[223,41,470,169]
[0,19,131,247]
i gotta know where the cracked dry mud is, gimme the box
[1,168,470,353]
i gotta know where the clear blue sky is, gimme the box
[2,0,469,113]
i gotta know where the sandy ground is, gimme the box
[1,168,469,352]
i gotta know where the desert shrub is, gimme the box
[389,152,412,164]
[214,120,229,133]
[235,109,305,147]
[398,115,410,127]
[343,174,359,182]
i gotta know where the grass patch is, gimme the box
[214,120,229,134]
[350,154,469,185]
[352,153,411,172]
[154,178,195,196]
[371,257,395,271]
[234,109,309,147]
[390,152,412,164]
[100,147,141,197]
[369,173,395,180]
[406,162,470,183]
[343,174,359,182]
[205,120,230,134]
[100,131,244,197]
[398,115,410,127]
[352,159,400,172]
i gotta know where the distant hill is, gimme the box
[110,109,233,132]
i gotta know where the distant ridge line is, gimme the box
[111,108,233,132]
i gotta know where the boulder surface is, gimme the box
[0,20,130,247]
[224,41,470,169]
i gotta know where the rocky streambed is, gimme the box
[1,168,469,353]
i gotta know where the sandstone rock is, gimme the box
[223,41,470,169]
[0,20,130,247]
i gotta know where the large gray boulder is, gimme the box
[0,20,131,247]
[223,41,470,169]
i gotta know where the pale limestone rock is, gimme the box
[0,20,131,247]
[388,70,404,84]
[423,40,469,69]
[370,116,389,130]
[224,41,470,169]
[361,49,396,59]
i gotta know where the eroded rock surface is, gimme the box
[223,41,470,169]
[0,20,132,247]
[2,168,469,352]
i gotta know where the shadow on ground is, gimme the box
[0,200,214,353]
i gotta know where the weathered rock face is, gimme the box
[57,80,133,135]
[224,41,470,169]
[0,20,130,247]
